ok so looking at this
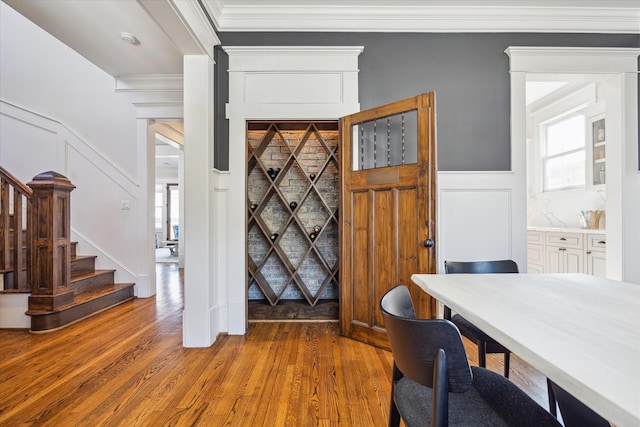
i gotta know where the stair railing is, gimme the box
[0,166,33,291]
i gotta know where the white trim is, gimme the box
[506,47,640,73]
[223,45,363,335]
[115,74,184,118]
[169,0,221,58]
[506,46,640,286]
[208,3,640,34]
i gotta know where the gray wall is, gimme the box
[214,32,639,171]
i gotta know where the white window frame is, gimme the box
[541,112,586,192]
[528,82,598,197]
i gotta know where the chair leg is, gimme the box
[547,378,557,417]
[503,351,511,378]
[478,341,487,368]
[389,362,402,427]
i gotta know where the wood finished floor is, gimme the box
[0,263,551,426]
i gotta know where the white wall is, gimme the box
[0,3,138,176]
[0,3,148,291]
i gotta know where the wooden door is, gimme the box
[340,93,437,348]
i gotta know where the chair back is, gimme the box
[444,259,518,274]
[380,286,473,393]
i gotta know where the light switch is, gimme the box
[121,199,131,210]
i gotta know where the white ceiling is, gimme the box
[3,0,638,78]
[3,0,205,76]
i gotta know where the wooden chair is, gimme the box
[381,285,561,427]
[443,260,518,377]
[547,380,609,427]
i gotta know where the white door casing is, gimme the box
[224,46,363,334]
[506,46,640,283]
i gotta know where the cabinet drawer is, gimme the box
[527,230,544,245]
[546,231,583,249]
[587,234,607,251]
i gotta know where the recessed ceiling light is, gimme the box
[120,32,140,46]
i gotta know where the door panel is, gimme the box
[340,93,437,348]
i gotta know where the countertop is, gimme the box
[527,226,606,235]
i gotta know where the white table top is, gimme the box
[411,273,640,427]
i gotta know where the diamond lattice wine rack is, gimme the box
[247,121,339,317]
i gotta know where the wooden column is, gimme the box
[27,171,75,312]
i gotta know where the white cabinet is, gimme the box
[545,231,584,274]
[546,246,584,273]
[586,234,607,278]
[527,228,605,277]
[527,230,545,274]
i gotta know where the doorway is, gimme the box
[507,46,640,281]
[246,120,340,321]
[153,121,184,265]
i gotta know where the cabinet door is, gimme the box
[546,246,564,273]
[565,248,584,273]
[587,250,606,278]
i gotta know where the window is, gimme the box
[542,114,585,191]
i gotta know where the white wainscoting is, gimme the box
[437,171,527,274]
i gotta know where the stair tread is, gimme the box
[0,288,32,294]
[70,269,115,282]
[27,283,135,314]
[72,283,134,304]
[72,255,97,261]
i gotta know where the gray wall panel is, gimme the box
[215,32,639,171]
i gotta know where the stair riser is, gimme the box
[72,271,115,295]
[30,285,135,332]
[71,257,96,277]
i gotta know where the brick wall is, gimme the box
[247,124,339,302]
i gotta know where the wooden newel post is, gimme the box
[26,171,76,313]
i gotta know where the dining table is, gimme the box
[411,272,640,427]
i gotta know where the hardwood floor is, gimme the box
[0,264,551,426]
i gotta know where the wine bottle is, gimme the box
[270,233,279,242]
[313,225,321,233]
[250,203,258,211]
[289,201,298,210]
[309,232,317,241]
[309,173,316,181]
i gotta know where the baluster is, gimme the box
[387,117,391,167]
[359,124,364,171]
[373,120,377,168]
[401,113,406,165]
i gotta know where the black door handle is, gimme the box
[424,238,434,248]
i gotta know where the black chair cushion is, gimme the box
[395,367,560,427]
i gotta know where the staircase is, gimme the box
[1,167,135,332]
[27,242,135,332]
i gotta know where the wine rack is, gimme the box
[247,121,339,316]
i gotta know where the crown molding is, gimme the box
[115,74,184,118]
[168,0,221,58]
[207,3,640,34]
